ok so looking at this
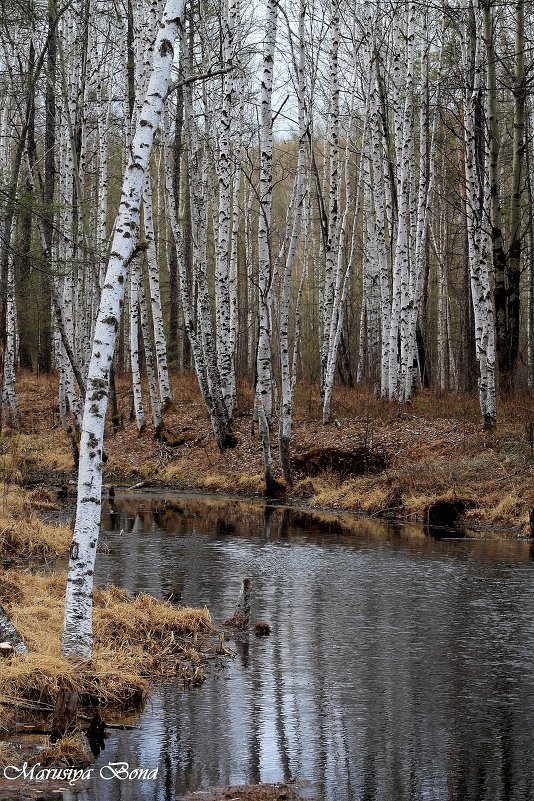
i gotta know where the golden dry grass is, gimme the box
[0,742,20,768]
[0,486,71,560]
[198,472,266,494]
[0,570,215,718]
[38,732,93,767]
[0,731,92,769]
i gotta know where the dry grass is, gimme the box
[0,731,92,770]
[177,783,310,801]
[199,471,266,494]
[5,430,74,476]
[0,570,215,718]
[0,486,71,560]
[0,742,20,768]
[39,732,92,767]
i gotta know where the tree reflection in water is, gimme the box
[75,493,534,801]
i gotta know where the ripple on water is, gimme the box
[69,495,534,801]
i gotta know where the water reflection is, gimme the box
[68,495,534,801]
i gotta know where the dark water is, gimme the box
[66,494,534,801]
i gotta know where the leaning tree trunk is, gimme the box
[61,0,186,659]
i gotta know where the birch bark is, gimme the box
[254,0,278,493]
[62,0,186,658]
[214,0,238,417]
[278,0,306,483]
[461,1,497,430]
[256,0,277,427]
[143,174,172,410]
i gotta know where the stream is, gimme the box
[62,493,534,801]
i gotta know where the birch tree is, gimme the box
[461,0,497,429]
[278,0,307,482]
[62,0,186,659]
[255,0,277,493]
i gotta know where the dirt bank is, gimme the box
[0,482,224,779]
[9,372,534,535]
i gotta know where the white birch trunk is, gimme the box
[461,2,497,430]
[256,0,277,426]
[278,0,306,482]
[2,237,19,428]
[143,173,172,409]
[61,0,185,659]
[320,0,340,393]
[130,260,146,431]
[322,55,369,422]
[138,264,163,433]
[389,3,415,401]
[214,0,238,417]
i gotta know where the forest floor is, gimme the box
[8,371,534,535]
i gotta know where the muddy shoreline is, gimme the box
[25,465,531,541]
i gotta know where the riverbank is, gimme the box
[0,478,222,778]
[10,372,534,535]
[0,562,216,743]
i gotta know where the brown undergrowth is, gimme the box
[0,570,215,731]
[8,371,534,532]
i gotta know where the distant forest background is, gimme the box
[0,0,532,445]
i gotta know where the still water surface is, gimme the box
[68,494,534,801]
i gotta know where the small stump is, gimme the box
[254,621,271,637]
[224,578,251,629]
[51,690,79,743]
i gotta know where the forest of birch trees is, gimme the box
[1,0,533,457]
[2,0,534,655]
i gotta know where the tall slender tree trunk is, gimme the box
[507,0,525,390]
[254,0,277,494]
[278,0,306,483]
[62,0,186,659]
[462,1,497,429]
[168,79,184,368]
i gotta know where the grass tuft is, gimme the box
[0,571,216,718]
